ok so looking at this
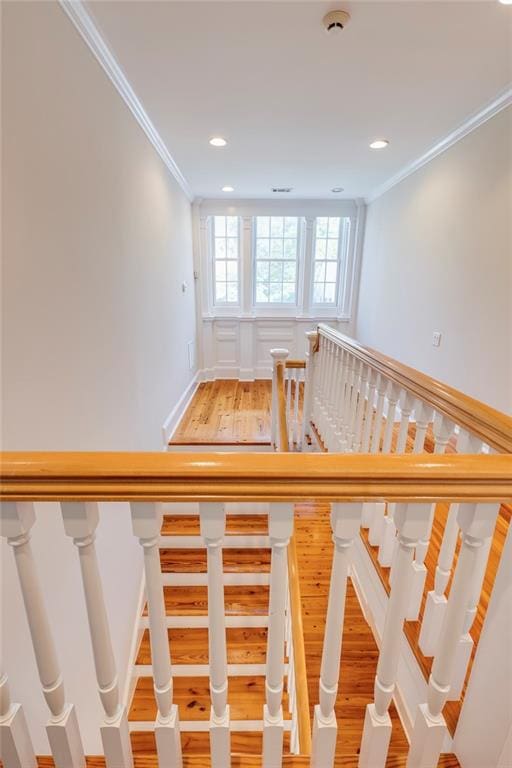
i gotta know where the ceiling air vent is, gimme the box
[272,187,293,193]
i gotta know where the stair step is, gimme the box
[128,676,291,722]
[130,730,291,756]
[143,585,269,616]
[159,535,270,548]
[160,548,271,573]
[136,627,269,665]
[162,514,268,536]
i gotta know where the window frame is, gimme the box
[310,216,351,310]
[251,215,304,309]
[210,215,242,309]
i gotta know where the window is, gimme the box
[312,216,349,305]
[213,216,240,304]
[254,216,299,304]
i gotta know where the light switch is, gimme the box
[432,332,442,347]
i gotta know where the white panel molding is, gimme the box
[161,373,200,445]
[58,0,194,201]
[366,87,512,203]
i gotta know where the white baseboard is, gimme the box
[200,366,272,382]
[161,373,200,446]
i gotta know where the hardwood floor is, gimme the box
[170,380,273,444]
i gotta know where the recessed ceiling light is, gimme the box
[222,186,234,192]
[332,187,344,193]
[369,139,389,150]
[209,137,227,147]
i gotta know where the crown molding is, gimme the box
[366,86,512,204]
[59,0,194,202]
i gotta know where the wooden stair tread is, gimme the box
[136,627,268,665]
[159,548,271,573]
[130,730,290,755]
[128,676,290,721]
[144,585,269,616]
[162,514,268,536]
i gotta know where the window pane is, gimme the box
[215,238,226,259]
[271,239,284,259]
[256,261,269,281]
[328,217,340,238]
[227,237,238,259]
[216,282,227,302]
[226,216,238,237]
[314,262,326,282]
[256,283,269,302]
[214,216,226,236]
[227,261,238,281]
[283,262,296,281]
[257,239,270,259]
[324,283,336,303]
[282,284,295,303]
[216,261,226,281]
[269,283,282,302]
[283,238,296,259]
[227,282,238,302]
[284,217,298,237]
[270,261,283,282]
[315,239,327,260]
[313,283,324,303]
[326,239,338,260]
[316,217,328,238]
[257,216,270,237]
[326,262,338,282]
[270,217,284,237]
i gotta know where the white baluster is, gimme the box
[370,376,389,454]
[406,503,500,768]
[346,360,364,451]
[359,503,432,768]
[293,369,300,447]
[0,669,36,768]
[361,369,378,453]
[301,331,318,446]
[381,383,401,454]
[61,503,133,767]
[351,363,369,453]
[332,348,348,452]
[318,339,333,438]
[407,413,455,620]
[419,431,485,656]
[263,503,294,768]
[270,348,290,450]
[286,368,292,437]
[338,353,357,452]
[378,392,416,566]
[0,503,85,768]
[311,503,362,768]
[200,503,230,768]
[131,503,182,767]
[325,342,340,446]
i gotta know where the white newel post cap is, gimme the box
[270,348,289,363]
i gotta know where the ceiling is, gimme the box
[85,1,512,200]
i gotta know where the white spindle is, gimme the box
[361,369,378,453]
[301,331,318,446]
[338,353,357,452]
[270,348,290,450]
[406,503,499,768]
[131,503,182,767]
[346,360,363,451]
[311,503,362,768]
[263,503,294,768]
[293,369,301,447]
[370,376,389,454]
[61,503,133,767]
[0,669,36,768]
[286,369,292,432]
[331,348,348,451]
[200,503,230,768]
[419,431,485,656]
[381,382,401,454]
[359,503,432,768]
[0,502,85,768]
[406,413,455,620]
[351,363,369,452]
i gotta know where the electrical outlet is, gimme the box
[432,332,442,347]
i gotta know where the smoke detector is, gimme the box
[323,10,351,33]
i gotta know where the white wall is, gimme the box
[1,0,196,752]
[356,107,512,414]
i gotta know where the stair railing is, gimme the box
[1,452,510,768]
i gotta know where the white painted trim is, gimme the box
[161,373,200,445]
[161,572,270,586]
[129,719,292,733]
[58,0,194,201]
[139,615,269,629]
[159,534,270,548]
[122,570,146,712]
[366,87,512,203]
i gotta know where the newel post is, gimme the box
[406,503,500,768]
[131,503,182,768]
[270,348,289,450]
[359,503,431,768]
[302,331,318,447]
[0,502,85,768]
[312,503,362,768]
[0,668,37,768]
[61,503,134,767]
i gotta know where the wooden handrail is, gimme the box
[317,324,512,454]
[1,453,510,501]
[285,359,306,369]
[276,361,290,452]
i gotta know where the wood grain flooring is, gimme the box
[27,755,461,767]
